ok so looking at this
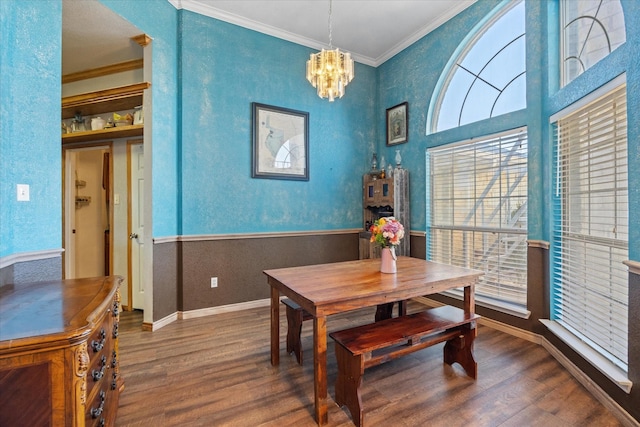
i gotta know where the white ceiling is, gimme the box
[62,0,475,75]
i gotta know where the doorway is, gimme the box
[63,145,112,279]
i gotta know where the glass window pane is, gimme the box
[431,0,526,133]
[562,0,626,86]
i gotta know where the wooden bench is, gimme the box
[282,299,406,365]
[329,305,481,427]
[282,298,313,365]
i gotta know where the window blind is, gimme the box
[553,83,628,371]
[427,129,528,306]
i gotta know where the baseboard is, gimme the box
[540,338,639,427]
[413,296,637,427]
[180,298,271,320]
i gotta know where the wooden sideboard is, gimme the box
[0,276,124,426]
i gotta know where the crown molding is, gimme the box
[167,0,475,67]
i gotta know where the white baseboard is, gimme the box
[180,298,271,320]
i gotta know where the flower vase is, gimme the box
[380,247,397,274]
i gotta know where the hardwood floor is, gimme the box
[115,302,624,427]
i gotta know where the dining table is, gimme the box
[264,256,483,425]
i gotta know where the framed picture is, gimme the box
[386,102,408,146]
[252,103,309,181]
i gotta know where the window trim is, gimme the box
[540,319,632,393]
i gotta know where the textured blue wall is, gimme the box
[2,0,637,258]
[377,0,505,233]
[378,0,639,261]
[178,11,375,234]
[0,0,62,257]
[100,0,180,238]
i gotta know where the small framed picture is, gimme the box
[251,102,309,181]
[386,102,408,146]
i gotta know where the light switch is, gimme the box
[114,193,120,205]
[17,184,29,201]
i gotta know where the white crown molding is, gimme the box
[167,0,475,67]
[374,0,475,65]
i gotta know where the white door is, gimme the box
[130,142,145,310]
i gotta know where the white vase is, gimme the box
[380,247,397,274]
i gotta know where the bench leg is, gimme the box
[285,304,304,365]
[374,300,406,322]
[334,343,364,427]
[443,325,478,379]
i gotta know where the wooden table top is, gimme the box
[264,257,483,316]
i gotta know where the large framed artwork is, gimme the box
[251,102,309,181]
[386,102,408,146]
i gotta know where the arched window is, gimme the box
[561,0,625,86]
[428,0,526,134]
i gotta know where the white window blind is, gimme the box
[552,83,628,371]
[427,129,528,307]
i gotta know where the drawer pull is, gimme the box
[90,390,106,418]
[91,328,106,352]
[112,372,118,390]
[112,300,119,317]
[92,355,108,381]
[111,350,118,368]
[112,323,119,338]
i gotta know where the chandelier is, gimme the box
[306,0,354,101]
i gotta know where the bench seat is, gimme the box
[330,305,480,427]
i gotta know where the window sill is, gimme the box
[540,319,632,394]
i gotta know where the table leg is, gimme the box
[270,286,280,366]
[313,315,328,425]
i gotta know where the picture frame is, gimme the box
[386,102,408,146]
[251,102,309,181]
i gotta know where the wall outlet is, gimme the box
[17,184,30,201]
[210,277,218,288]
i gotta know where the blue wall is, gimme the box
[0,0,62,257]
[101,2,376,236]
[178,11,375,234]
[100,0,180,238]
[377,0,639,261]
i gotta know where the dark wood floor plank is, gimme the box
[115,302,623,427]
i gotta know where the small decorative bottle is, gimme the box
[395,149,402,168]
[387,163,393,177]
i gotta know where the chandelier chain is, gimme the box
[328,0,333,48]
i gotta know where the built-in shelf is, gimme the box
[61,82,150,120]
[62,124,144,144]
[61,82,149,143]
